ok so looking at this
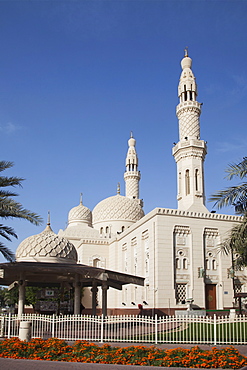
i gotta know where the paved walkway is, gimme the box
[0,358,240,370]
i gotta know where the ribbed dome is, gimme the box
[16,224,77,264]
[68,201,92,226]
[92,194,144,223]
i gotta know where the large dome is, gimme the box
[16,224,78,264]
[92,194,144,223]
[68,201,92,226]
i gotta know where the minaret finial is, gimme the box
[47,211,50,226]
[184,46,188,57]
[80,193,83,204]
[130,131,133,138]
[117,182,120,194]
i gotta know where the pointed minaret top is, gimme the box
[80,193,83,205]
[184,46,188,57]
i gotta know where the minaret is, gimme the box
[124,133,142,205]
[172,49,208,212]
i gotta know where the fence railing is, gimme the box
[1,313,247,345]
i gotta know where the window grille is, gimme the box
[235,283,242,294]
[176,283,187,303]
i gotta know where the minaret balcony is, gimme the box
[176,100,201,113]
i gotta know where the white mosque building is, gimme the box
[16,51,244,316]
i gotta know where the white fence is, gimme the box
[1,313,247,345]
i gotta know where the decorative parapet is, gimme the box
[156,208,242,222]
[75,238,109,245]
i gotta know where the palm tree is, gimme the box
[220,214,247,266]
[209,157,247,215]
[0,161,43,262]
[210,158,247,302]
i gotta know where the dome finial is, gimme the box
[184,46,188,57]
[47,211,51,226]
[130,131,133,138]
[45,211,53,232]
[80,193,83,205]
[117,182,120,194]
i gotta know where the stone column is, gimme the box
[18,279,26,317]
[91,281,98,316]
[74,275,81,315]
[101,282,108,317]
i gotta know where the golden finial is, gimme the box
[117,183,120,194]
[184,47,188,57]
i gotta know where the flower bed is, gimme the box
[0,338,247,368]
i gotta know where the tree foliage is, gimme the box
[210,158,247,272]
[0,161,43,261]
[209,157,247,215]
[221,214,247,268]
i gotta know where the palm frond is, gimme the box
[0,242,15,262]
[0,190,19,198]
[225,158,247,180]
[0,224,17,241]
[0,161,14,173]
[0,197,42,225]
[209,183,247,213]
[0,176,24,188]
[219,215,247,268]
[0,160,43,262]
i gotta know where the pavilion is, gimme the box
[0,222,144,316]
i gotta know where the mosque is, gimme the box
[5,51,245,316]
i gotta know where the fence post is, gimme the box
[7,312,11,339]
[214,314,217,346]
[52,314,55,338]
[155,314,158,345]
[100,314,104,343]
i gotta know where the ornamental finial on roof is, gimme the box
[47,210,51,226]
[117,182,120,194]
[130,131,133,138]
[80,193,83,205]
[184,46,188,57]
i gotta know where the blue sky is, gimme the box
[0,0,247,261]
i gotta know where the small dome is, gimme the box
[128,137,136,147]
[181,56,192,70]
[92,194,144,223]
[16,224,77,264]
[68,201,92,226]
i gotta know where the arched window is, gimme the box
[122,226,125,232]
[212,259,217,270]
[183,258,188,270]
[93,258,100,268]
[178,172,181,195]
[185,170,190,195]
[176,257,180,269]
[106,226,109,234]
[100,227,103,235]
[184,85,187,101]
[195,169,199,191]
